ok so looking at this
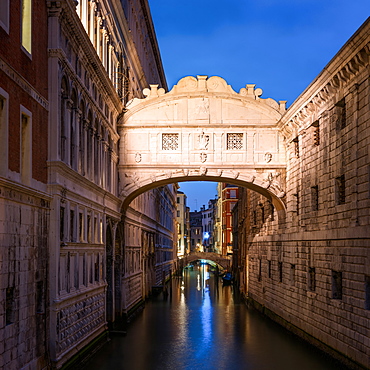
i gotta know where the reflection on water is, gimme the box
[85,264,349,370]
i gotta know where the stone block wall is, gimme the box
[243,19,370,369]
[0,181,50,370]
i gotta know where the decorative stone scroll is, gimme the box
[198,132,209,150]
[135,152,142,163]
[265,152,272,163]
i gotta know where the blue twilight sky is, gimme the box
[148,1,369,211]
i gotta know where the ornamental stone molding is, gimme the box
[118,75,287,213]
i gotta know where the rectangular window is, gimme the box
[293,192,299,215]
[335,98,346,130]
[308,267,316,292]
[312,121,320,146]
[227,133,243,150]
[94,254,99,282]
[74,255,79,288]
[21,0,32,54]
[0,90,9,176]
[100,219,103,243]
[335,175,345,205]
[83,254,87,285]
[365,275,370,310]
[293,137,299,157]
[94,217,98,243]
[258,258,262,282]
[6,287,15,325]
[268,201,275,222]
[79,212,84,242]
[20,109,32,185]
[162,133,179,150]
[0,0,9,33]
[87,215,91,243]
[36,281,44,314]
[177,197,180,203]
[290,264,296,286]
[311,185,319,211]
[268,260,272,279]
[177,210,180,217]
[252,210,257,226]
[278,262,283,283]
[70,210,75,242]
[332,270,342,299]
[230,190,237,198]
[60,206,65,241]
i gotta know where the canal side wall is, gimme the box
[240,18,370,370]
[246,294,368,370]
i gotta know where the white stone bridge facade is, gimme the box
[118,75,287,214]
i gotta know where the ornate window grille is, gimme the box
[162,133,179,150]
[227,133,243,150]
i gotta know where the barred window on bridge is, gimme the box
[227,133,243,150]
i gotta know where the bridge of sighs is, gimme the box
[118,75,288,216]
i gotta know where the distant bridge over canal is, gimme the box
[178,252,231,270]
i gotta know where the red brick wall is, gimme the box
[0,0,48,183]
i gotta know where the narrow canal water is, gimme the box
[85,263,349,370]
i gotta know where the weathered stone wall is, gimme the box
[0,180,50,370]
[123,184,177,315]
[243,19,370,369]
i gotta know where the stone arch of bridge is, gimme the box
[120,174,285,213]
[180,252,231,270]
[119,75,287,216]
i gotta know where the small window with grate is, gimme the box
[365,275,370,310]
[308,267,316,291]
[268,260,272,279]
[335,99,346,130]
[290,264,296,286]
[278,262,283,283]
[162,134,179,150]
[258,258,262,282]
[311,185,319,211]
[293,192,299,215]
[335,175,345,205]
[312,120,320,146]
[293,137,299,157]
[332,270,342,299]
[162,133,179,150]
[227,133,243,150]
[6,287,15,325]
